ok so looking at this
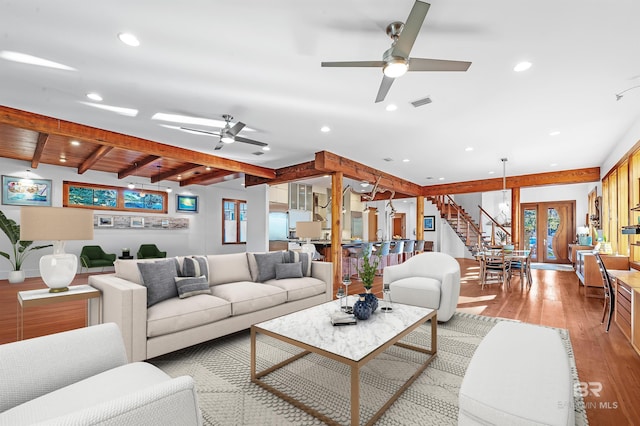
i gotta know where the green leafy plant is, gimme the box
[496,230,508,244]
[357,245,380,289]
[0,210,51,271]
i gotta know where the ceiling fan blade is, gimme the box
[227,121,246,137]
[321,60,385,68]
[235,135,268,147]
[213,141,225,150]
[180,126,220,136]
[375,75,395,103]
[392,1,430,58]
[408,58,471,72]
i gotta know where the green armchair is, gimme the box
[137,244,167,259]
[80,245,116,271]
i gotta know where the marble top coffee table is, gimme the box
[250,298,437,426]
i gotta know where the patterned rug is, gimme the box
[149,312,588,425]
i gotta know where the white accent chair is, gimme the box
[0,323,202,425]
[383,251,461,322]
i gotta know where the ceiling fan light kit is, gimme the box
[179,114,268,151]
[321,1,471,103]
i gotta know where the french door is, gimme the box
[521,201,574,263]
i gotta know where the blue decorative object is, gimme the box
[363,291,378,312]
[353,294,372,320]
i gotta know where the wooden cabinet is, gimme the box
[576,252,629,294]
[617,279,633,340]
[609,270,640,357]
[568,244,594,266]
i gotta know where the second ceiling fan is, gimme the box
[321,0,471,103]
[181,114,268,151]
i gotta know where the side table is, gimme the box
[17,284,101,341]
[118,255,134,259]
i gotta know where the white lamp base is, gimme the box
[40,241,77,293]
[301,238,316,259]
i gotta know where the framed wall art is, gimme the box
[176,194,199,213]
[130,217,145,228]
[63,181,167,213]
[97,216,114,227]
[424,215,436,232]
[2,175,52,206]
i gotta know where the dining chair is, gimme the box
[509,250,530,288]
[481,249,511,289]
[593,252,615,332]
[389,240,404,266]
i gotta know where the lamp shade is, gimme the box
[20,207,94,292]
[295,221,322,239]
[20,207,94,241]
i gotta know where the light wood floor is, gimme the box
[1,259,639,424]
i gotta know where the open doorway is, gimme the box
[392,213,406,239]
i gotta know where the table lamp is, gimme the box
[296,221,322,257]
[20,207,94,293]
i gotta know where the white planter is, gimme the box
[8,270,25,284]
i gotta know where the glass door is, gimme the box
[521,201,574,264]
[523,206,538,262]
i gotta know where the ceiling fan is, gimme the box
[321,0,471,103]
[181,114,268,151]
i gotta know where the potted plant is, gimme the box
[357,245,381,311]
[0,210,52,283]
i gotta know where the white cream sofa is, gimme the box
[0,323,202,425]
[383,251,461,322]
[89,252,333,361]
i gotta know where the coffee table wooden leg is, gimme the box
[351,365,359,426]
[250,327,256,380]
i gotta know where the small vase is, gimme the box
[364,289,378,312]
[353,295,372,320]
[8,270,25,284]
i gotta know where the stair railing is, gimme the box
[430,195,483,247]
[478,205,512,246]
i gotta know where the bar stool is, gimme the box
[402,240,415,262]
[414,240,425,256]
[377,241,391,275]
[389,240,404,265]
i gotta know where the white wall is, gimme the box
[0,157,257,279]
[521,182,593,229]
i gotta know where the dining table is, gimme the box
[477,249,532,288]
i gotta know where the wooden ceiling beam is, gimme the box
[151,163,202,183]
[315,151,422,196]
[0,105,275,179]
[180,171,243,186]
[117,155,161,179]
[422,167,601,196]
[31,132,49,168]
[245,161,320,187]
[78,145,113,174]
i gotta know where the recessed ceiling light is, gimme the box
[438,177,445,181]
[550,163,558,167]
[488,171,495,175]
[80,102,138,117]
[166,188,172,193]
[86,92,103,101]
[59,157,66,163]
[514,61,532,72]
[323,175,330,178]
[465,147,474,152]
[262,146,270,151]
[320,126,331,133]
[385,104,398,112]
[0,50,76,71]
[402,159,410,163]
[549,131,561,136]
[205,166,212,171]
[118,32,140,47]
[70,140,80,146]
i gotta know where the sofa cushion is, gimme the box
[211,282,287,316]
[207,253,252,285]
[254,251,285,282]
[389,276,442,310]
[276,262,303,279]
[182,256,209,280]
[264,276,326,302]
[0,362,170,424]
[147,294,232,338]
[174,275,211,298]
[114,258,157,285]
[285,250,311,276]
[246,252,259,282]
[137,260,179,307]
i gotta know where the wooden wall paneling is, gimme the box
[608,170,618,253]
[631,150,640,263]
[618,160,629,257]
[602,176,610,251]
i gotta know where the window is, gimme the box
[223,199,247,244]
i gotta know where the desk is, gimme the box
[607,270,640,356]
[576,252,629,297]
[17,285,101,340]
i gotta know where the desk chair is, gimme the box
[594,252,615,332]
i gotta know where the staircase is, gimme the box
[429,195,511,256]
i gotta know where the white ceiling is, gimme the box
[2,0,640,186]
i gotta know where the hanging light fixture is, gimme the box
[498,158,510,222]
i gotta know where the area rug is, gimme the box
[531,263,575,272]
[149,312,588,425]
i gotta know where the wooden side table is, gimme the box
[17,284,101,341]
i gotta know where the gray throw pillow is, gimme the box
[182,256,209,280]
[174,275,211,298]
[137,260,178,307]
[286,250,311,276]
[254,251,285,282]
[275,262,303,280]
